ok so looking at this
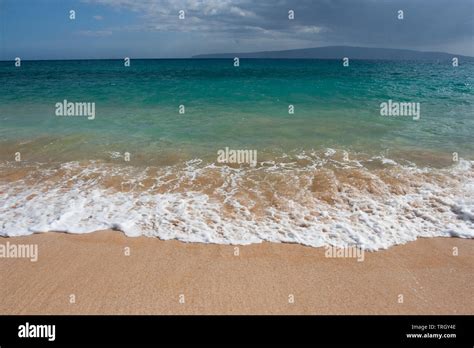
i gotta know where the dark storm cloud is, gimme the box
[88,0,473,48]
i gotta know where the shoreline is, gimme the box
[1,231,472,314]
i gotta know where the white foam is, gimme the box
[324,148,336,157]
[1,157,473,250]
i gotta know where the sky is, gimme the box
[0,0,473,60]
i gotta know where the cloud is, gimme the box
[82,0,327,37]
[81,0,474,55]
[77,30,113,37]
[296,26,326,34]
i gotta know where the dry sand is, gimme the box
[0,230,472,314]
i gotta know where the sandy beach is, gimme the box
[0,231,472,315]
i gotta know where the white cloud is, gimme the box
[77,30,113,37]
[297,26,325,34]
[79,0,474,57]
[82,0,289,36]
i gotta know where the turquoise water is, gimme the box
[0,59,473,164]
[1,59,474,247]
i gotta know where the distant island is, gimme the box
[192,45,474,61]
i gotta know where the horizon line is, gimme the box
[2,45,473,62]
[1,57,471,62]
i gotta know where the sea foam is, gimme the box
[1,153,473,250]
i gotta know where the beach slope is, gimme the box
[0,231,472,314]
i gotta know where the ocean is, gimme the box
[1,59,473,249]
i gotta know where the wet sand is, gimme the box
[0,231,472,314]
